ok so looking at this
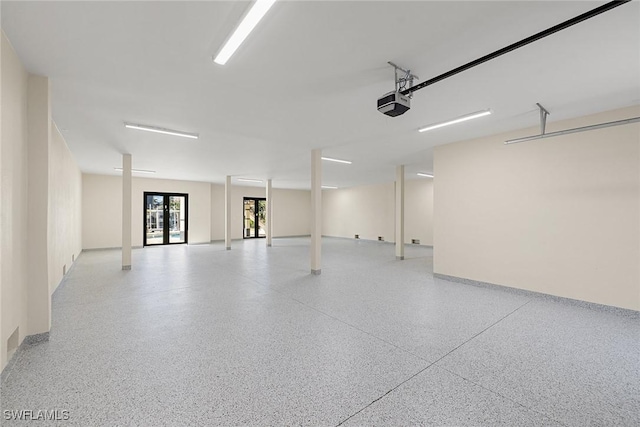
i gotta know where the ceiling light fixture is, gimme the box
[322,186,338,189]
[321,157,352,165]
[124,123,199,139]
[417,173,433,178]
[114,168,156,174]
[213,0,277,65]
[237,178,263,183]
[418,110,491,133]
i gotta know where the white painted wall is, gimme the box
[82,174,121,249]
[210,183,225,242]
[82,174,212,248]
[84,178,311,249]
[133,177,211,246]
[26,74,51,336]
[273,188,311,237]
[322,179,434,245]
[210,184,311,241]
[1,31,29,370]
[405,179,434,245]
[1,32,83,371]
[323,183,394,242]
[48,125,82,294]
[434,106,640,310]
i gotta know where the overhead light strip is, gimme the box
[417,173,433,178]
[124,123,199,139]
[114,167,156,174]
[419,110,491,133]
[322,186,338,189]
[237,178,263,183]
[321,156,352,164]
[214,0,277,65]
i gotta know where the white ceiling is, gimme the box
[2,1,639,189]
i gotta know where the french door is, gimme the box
[243,197,266,239]
[144,192,188,246]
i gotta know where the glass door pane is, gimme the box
[244,199,256,238]
[146,195,165,245]
[257,200,266,237]
[144,192,188,246]
[168,196,186,243]
[243,197,266,239]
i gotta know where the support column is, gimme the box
[266,179,273,247]
[122,154,132,270]
[26,74,51,335]
[0,51,3,353]
[395,164,405,260]
[225,175,232,250]
[310,149,322,275]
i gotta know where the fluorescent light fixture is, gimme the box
[124,123,198,139]
[322,186,338,189]
[321,156,352,165]
[214,0,277,65]
[114,167,156,174]
[417,173,433,178]
[418,109,491,133]
[237,178,263,183]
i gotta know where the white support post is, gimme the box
[122,154,132,270]
[266,179,273,247]
[310,149,322,275]
[395,164,405,260]
[225,175,232,250]
[26,74,52,335]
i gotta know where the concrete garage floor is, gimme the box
[1,238,638,426]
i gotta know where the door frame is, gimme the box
[143,192,189,246]
[242,197,266,239]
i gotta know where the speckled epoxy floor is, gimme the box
[1,238,638,426]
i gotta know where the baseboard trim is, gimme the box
[210,238,250,244]
[82,247,122,251]
[433,273,639,318]
[1,331,50,384]
[82,246,143,251]
[209,235,431,247]
[23,331,50,345]
[322,235,434,248]
[51,249,83,296]
[322,235,392,244]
